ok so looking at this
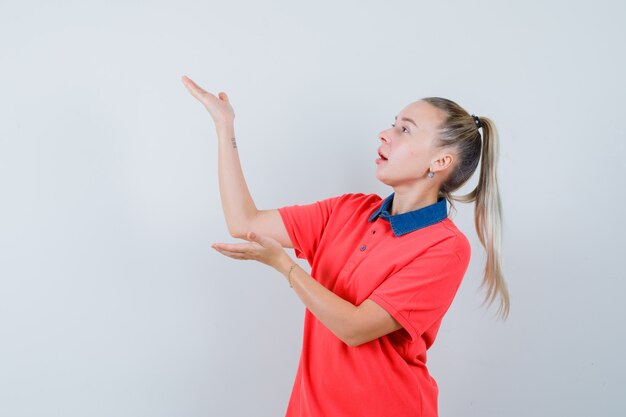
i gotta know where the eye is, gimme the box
[391,123,409,133]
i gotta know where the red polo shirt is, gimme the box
[278,192,471,417]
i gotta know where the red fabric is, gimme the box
[277,193,471,417]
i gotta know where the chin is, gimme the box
[374,171,392,186]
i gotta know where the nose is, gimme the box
[378,131,389,143]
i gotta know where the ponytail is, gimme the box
[452,117,510,320]
[422,97,510,320]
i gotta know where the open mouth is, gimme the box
[378,151,388,160]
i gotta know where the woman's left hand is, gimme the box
[211,231,290,273]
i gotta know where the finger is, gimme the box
[214,243,252,253]
[242,232,261,243]
[213,245,243,257]
[212,243,247,254]
[181,76,209,98]
[213,247,248,259]
[246,231,270,247]
[213,243,258,259]
[181,75,203,90]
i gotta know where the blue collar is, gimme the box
[367,192,448,237]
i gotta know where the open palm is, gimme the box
[181,75,235,125]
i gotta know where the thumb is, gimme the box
[218,91,229,101]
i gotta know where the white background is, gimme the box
[1,0,624,416]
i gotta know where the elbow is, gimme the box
[346,334,366,348]
[229,225,250,239]
[344,308,365,347]
[347,332,379,347]
[230,230,245,239]
[344,337,357,348]
[344,327,363,348]
[229,214,258,240]
[346,338,359,348]
[346,337,365,348]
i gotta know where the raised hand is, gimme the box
[181,75,235,126]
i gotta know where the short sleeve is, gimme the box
[277,194,343,265]
[367,238,471,342]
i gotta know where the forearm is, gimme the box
[215,122,258,237]
[277,255,358,346]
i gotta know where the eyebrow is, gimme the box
[395,115,418,127]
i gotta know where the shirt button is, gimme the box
[360,245,366,251]
[372,230,376,234]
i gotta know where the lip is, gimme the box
[376,148,388,164]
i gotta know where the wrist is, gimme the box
[276,253,296,276]
[278,255,298,288]
[215,119,234,132]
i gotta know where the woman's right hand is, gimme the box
[181,75,235,126]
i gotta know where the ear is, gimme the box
[430,153,454,173]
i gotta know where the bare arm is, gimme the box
[214,115,295,247]
[181,76,293,247]
[276,255,403,347]
[185,77,400,344]
[214,122,259,237]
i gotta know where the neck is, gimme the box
[390,189,439,216]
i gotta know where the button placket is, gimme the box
[342,225,379,275]
[357,225,379,255]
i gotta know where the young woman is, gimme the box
[182,75,510,417]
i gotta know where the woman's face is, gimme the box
[375,100,450,187]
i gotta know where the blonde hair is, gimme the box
[422,97,510,320]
